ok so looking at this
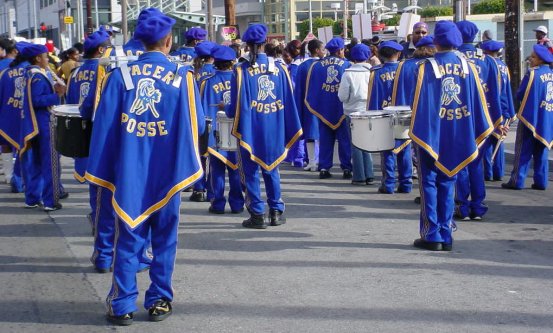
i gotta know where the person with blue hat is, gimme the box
[85,10,205,325]
[454,20,504,221]
[401,22,429,59]
[19,43,67,211]
[170,27,207,62]
[305,37,352,180]
[502,44,553,191]
[366,40,413,194]
[410,20,493,251]
[480,40,516,182]
[197,45,244,214]
[225,23,302,228]
[338,43,375,186]
[294,39,325,172]
[0,40,27,193]
[123,7,163,56]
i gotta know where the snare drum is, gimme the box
[216,111,238,151]
[384,106,412,140]
[350,111,395,152]
[52,105,92,158]
[199,117,212,155]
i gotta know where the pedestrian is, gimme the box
[225,23,302,229]
[305,37,353,179]
[338,43,375,186]
[401,22,428,59]
[502,44,553,190]
[533,25,553,53]
[410,20,493,251]
[85,11,205,325]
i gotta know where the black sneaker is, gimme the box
[94,266,112,274]
[531,184,546,190]
[189,191,207,202]
[44,203,62,212]
[242,214,267,229]
[378,187,393,194]
[365,178,375,185]
[107,312,133,326]
[351,180,366,186]
[208,206,225,214]
[501,182,520,190]
[414,197,421,204]
[342,170,352,179]
[413,238,442,251]
[24,202,40,209]
[231,208,244,214]
[269,209,286,226]
[149,300,172,322]
[319,170,332,179]
[59,191,69,200]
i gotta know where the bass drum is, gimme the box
[52,105,92,158]
[350,111,395,152]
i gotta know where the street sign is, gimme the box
[352,14,372,40]
[64,16,74,24]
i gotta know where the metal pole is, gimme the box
[343,0,347,39]
[31,0,38,38]
[94,0,100,29]
[77,0,85,41]
[285,0,289,41]
[309,0,313,33]
[534,0,538,12]
[467,0,471,16]
[207,0,213,41]
[67,4,73,46]
[121,0,128,43]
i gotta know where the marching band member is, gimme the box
[367,40,413,194]
[170,27,207,62]
[123,37,145,57]
[226,24,302,228]
[410,21,493,251]
[454,20,503,220]
[480,40,516,181]
[337,43,375,185]
[20,44,67,211]
[199,45,245,214]
[193,41,217,81]
[502,45,553,190]
[294,39,324,171]
[305,37,352,179]
[85,11,205,324]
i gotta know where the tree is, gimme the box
[472,0,504,14]
[297,17,336,40]
[419,6,453,18]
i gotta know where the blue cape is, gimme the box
[199,70,238,169]
[0,62,28,150]
[196,63,216,82]
[305,56,351,129]
[0,58,14,71]
[85,52,205,229]
[294,57,319,140]
[123,38,145,56]
[410,51,493,177]
[516,64,553,149]
[392,58,422,106]
[170,46,196,62]
[491,57,516,138]
[367,62,399,110]
[226,53,302,171]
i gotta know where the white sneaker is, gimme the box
[303,163,318,172]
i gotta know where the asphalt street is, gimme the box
[0,132,552,333]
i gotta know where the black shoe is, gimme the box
[242,214,267,229]
[44,203,62,212]
[231,208,244,214]
[413,238,442,251]
[351,180,366,186]
[484,177,492,182]
[366,178,375,185]
[24,202,40,209]
[343,170,352,179]
[94,266,112,274]
[493,177,503,181]
[501,182,521,190]
[531,184,546,190]
[378,187,393,194]
[148,300,172,322]
[107,312,133,326]
[208,206,225,214]
[397,188,411,194]
[269,209,286,226]
[59,191,69,200]
[414,197,421,204]
[319,170,332,179]
[189,191,207,202]
[442,243,453,251]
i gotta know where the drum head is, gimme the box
[384,105,411,114]
[353,111,393,119]
[52,104,81,117]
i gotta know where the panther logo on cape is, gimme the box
[441,77,462,106]
[257,75,276,101]
[129,78,162,118]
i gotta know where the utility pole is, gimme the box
[505,0,523,96]
[31,0,38,38]
[86,0,93,34]
[309,0,313,33]
[343,0,348,39]
[453,0,465,22]
[207,0,214,41]
[224,0,236,26]
[121,0,128,43]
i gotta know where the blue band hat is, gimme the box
[99,25,114,34]
[243,24,268,44]
[20,44,48,58]
[350,43,371,62]
[415,36,435,48]
[185,27,207,41]
[138,7,163,23]
[455,20,479,43]
[84,30,110,52]
[212,45,236,61]
[134,13,176,45]
[434,20,463,48]
[15,41,32,53]
[533,44,553,64]
[325,37,345,53]
[378,40,403,51]
[480,40,504,52]
[195,41,217,57]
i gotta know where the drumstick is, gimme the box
[491,118,513,163]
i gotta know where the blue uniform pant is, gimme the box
[455,141,489,218]
[193,156,208,192]
[483,136,504,180]
[106,194,180,316]
[208,153,244,212]
[91,185,152,271]
[20,113,62,207]
[284,139,305,167]
[74,157,87,183]
[318,120,352,172]
[506,124,549,189]
[417,147,455,245]
[380,140,413,193]
[238,147,284,215]
[11,152,24,192]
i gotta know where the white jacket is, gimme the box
[338,63,372,116]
